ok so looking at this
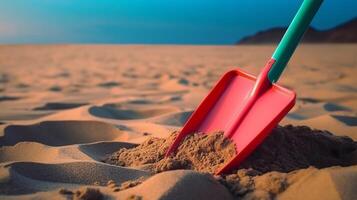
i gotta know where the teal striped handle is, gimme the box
[268,0,323,83]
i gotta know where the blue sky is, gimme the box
[0,0,356,44]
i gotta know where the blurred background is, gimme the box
[0,0,356,44]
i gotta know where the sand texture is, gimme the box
[104,125,356,199]
[0,44,356,199]
[105,132,237,173]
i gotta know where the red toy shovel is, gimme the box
[166,0,323,174]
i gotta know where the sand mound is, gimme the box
[105,132,237,173]
[104,133,177,169]
[104,125,356,198]
[105,125,356,175]
[239,125,356,173]
[279,166,357,200]
[104,125,356,199]
[0,142,60,163]
[116,170,234,200]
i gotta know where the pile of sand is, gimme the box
[105,125,356,198]
[105,132,236,173]
[239,125,356,173]
[105,125,356,174]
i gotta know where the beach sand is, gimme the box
[0,44,356,199]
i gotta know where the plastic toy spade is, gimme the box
[165,0,323,174]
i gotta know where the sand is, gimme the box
[106,125,356,174]
[104,125,356,198]
[105,132,237,173]
[0,44,356,200]
[59,187,104,200]
[239,125,356,172]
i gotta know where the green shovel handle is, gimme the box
[268,0,323,83]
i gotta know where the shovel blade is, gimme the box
[168,68,295,174]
